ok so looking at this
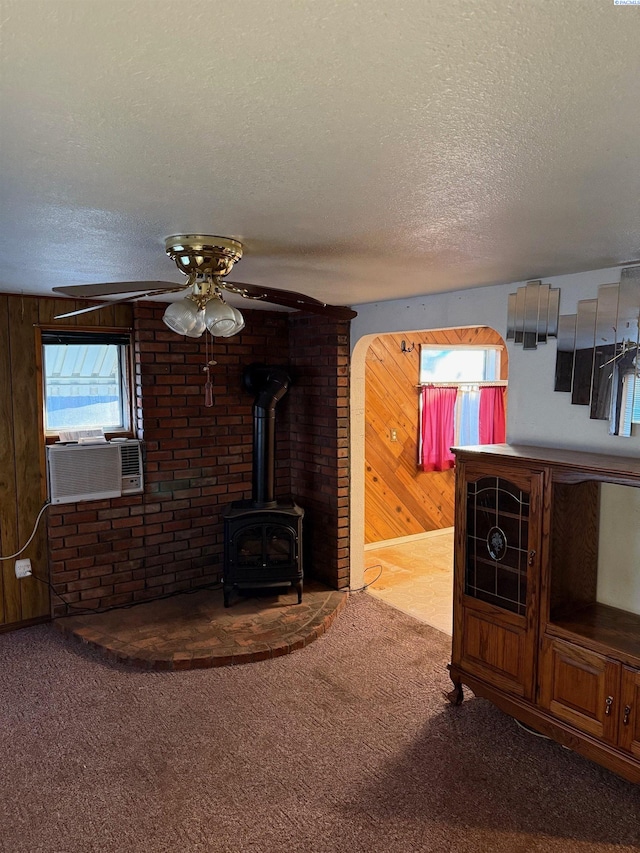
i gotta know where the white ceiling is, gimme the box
[1,0,639,311]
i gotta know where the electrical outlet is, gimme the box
[390,428,398,442]
[15,558,32,579]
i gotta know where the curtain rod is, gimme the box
[416,381,508,388]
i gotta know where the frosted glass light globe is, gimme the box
[184,309,206,338]
[204,298,238,336]
[218,307,245,338]
[162,299,199,334]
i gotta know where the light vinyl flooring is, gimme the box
[364,528,454,635]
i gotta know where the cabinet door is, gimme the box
[619,666,640,757]
[453,462,543,699]
[539,637,620,743]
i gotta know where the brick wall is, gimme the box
[48,304,290,615]
[289,315,351,589]
[48,304,350,615]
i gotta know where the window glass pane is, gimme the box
[455,388,480,444]
[420,347,500,383]
[43,343,126,431]
[484,349,499,381]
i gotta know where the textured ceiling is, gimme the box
[1,0,639,310]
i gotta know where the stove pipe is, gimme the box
[243,364,291,508]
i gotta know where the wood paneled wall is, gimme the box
[0,294,133,630]
[364,327,507,544]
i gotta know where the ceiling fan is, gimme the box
[52,235,357,337]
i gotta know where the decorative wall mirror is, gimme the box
[553,266,640,436]
[507,280,560,349]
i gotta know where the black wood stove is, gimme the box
[222,364,304,607]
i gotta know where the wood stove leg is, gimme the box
[295,580,303,604]
[223,585,231,608]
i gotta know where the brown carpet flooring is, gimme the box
[0,594,638,853]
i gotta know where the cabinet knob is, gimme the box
[605,695,614,716]
[623,704,632,725]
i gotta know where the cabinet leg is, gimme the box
[223,586,231,608]
[445,683,464,706]
[444,665,464,705]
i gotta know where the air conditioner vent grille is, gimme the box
[121,443,141,475]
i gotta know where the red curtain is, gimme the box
[420,386,458,472]
[479,386,506,444]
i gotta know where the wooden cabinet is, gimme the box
[449,444,640,784]
[452,461,542,700]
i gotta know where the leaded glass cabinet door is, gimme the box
[465,474,531,615]
[452,460,543,700]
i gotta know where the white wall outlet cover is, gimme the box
[15,558,32,578]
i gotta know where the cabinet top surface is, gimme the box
[452,443,640,479]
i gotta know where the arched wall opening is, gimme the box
[350,326,508,591]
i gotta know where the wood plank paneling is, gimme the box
[113,303,134,327]
[364,327,507,544]
[0,294,16,623]
[0,294,134,629]
[37,298,79,325]
[9,296,50,620]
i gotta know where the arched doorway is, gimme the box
[350,326,508,632]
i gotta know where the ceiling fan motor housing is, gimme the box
[165,234,244,279]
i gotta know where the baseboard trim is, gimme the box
[364,527,454,551]
[0,614,50,635]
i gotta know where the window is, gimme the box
[418,345,506,470]
[41,330,133,436]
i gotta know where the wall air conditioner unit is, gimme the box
[46,440,144,505]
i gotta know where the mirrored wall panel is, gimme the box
[571,299,597,406]
[590,284,619,421]
[610,268,640,436]
[506,280,560,349]
[554,313,576,393]
[554,266,640,437]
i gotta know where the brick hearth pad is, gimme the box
[55,580,347,670]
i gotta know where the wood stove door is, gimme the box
[223,509,304,607]
[233,524,297,572]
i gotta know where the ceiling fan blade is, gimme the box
[53,287,188,319]
[226,281,357,320]
[52,281,182,298]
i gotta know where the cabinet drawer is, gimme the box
[539,637,620,743]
